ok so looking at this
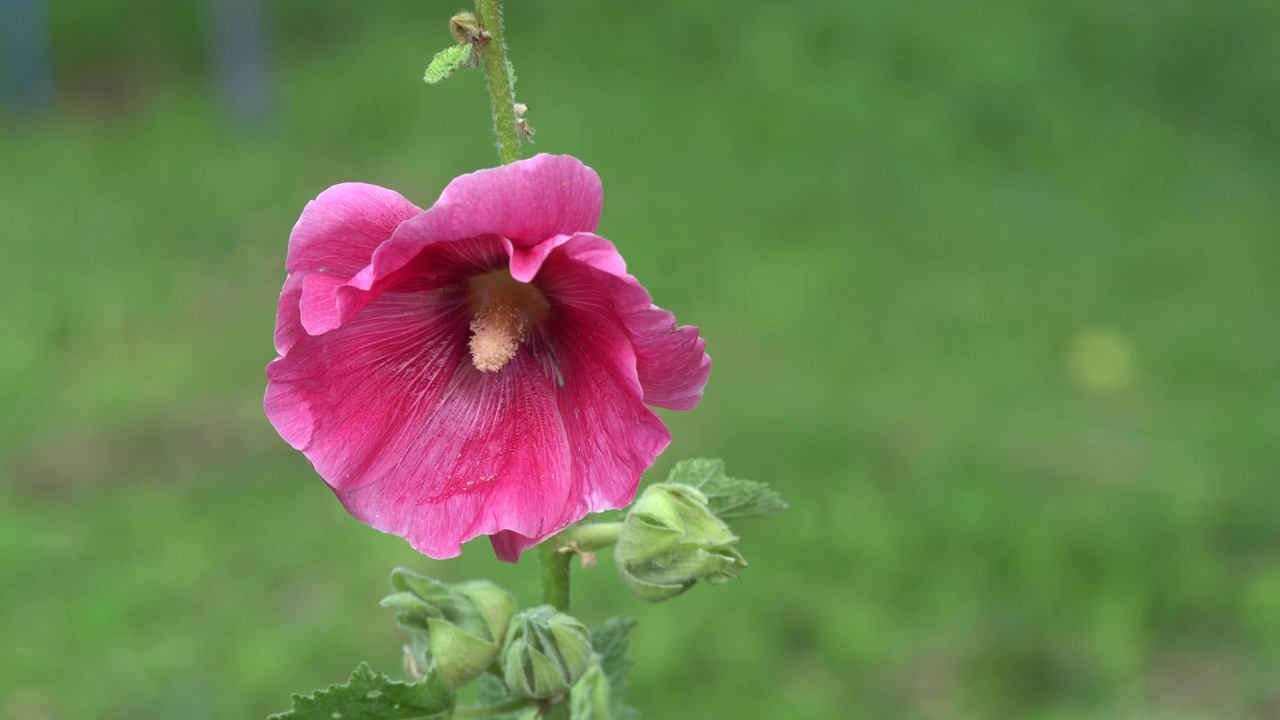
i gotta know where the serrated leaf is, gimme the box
[424,44,473,85]
[269,664,454,720]
[590,618,639,720]
[666,459,787,520]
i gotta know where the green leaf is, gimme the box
[424,44,473,85]
[470,673,530,720]
[590,618,639,720]
[569,659,611,720]
[269,664,454,720]
[474,671,514,706]
[665,459,787,520]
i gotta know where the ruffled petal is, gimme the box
[488,274,675,561]
[274,183,420,354]
[316,156,603,332]
[266,287,583,560]
[305,234,505,337]
[269,230,590,559]
[432,154,602,247]
[623,308,711,411]
[503,235,573,283]
[518,233,712,411]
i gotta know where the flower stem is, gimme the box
[538,541,573,719]
[474,0,520,165]
[539,540,571,612]
[558,521,623,552]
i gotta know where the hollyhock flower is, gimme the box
[264,154,710,562]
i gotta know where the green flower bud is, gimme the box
[614,483,748,602]
[380,568,516,689]
[501,605,592,699]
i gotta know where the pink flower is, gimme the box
[264,155,710,562]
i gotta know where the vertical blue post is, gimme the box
[209,0,272,127]
[1,0,54,116]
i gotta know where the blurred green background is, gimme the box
[3,0,1279,718]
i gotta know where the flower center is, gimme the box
[469,301,522,372]
[467,270,550,373]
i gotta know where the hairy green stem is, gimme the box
[558,521,624,552]
[474,0,520,164]
[538,540,573,720]
[539,540,572,612]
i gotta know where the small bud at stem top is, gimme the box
[449,12,490,49]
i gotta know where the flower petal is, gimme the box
[489,240,697,561]
[266,287,582,560]
[503,235,573,283]
[522,233,712,411]
[624,308,711,412]
[318,156,604,333]
[274,183,420,354]
[432,154,602,247]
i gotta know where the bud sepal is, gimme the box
[501,605,593,700]
[614,483,748,603]
[381,568,517,689]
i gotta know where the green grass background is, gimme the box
[2,1,1279,718]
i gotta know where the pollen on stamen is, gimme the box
[469,301,523,372]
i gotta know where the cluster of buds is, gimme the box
[380,569,517,688]
[376,466,770,707]
[382,569,593,701]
